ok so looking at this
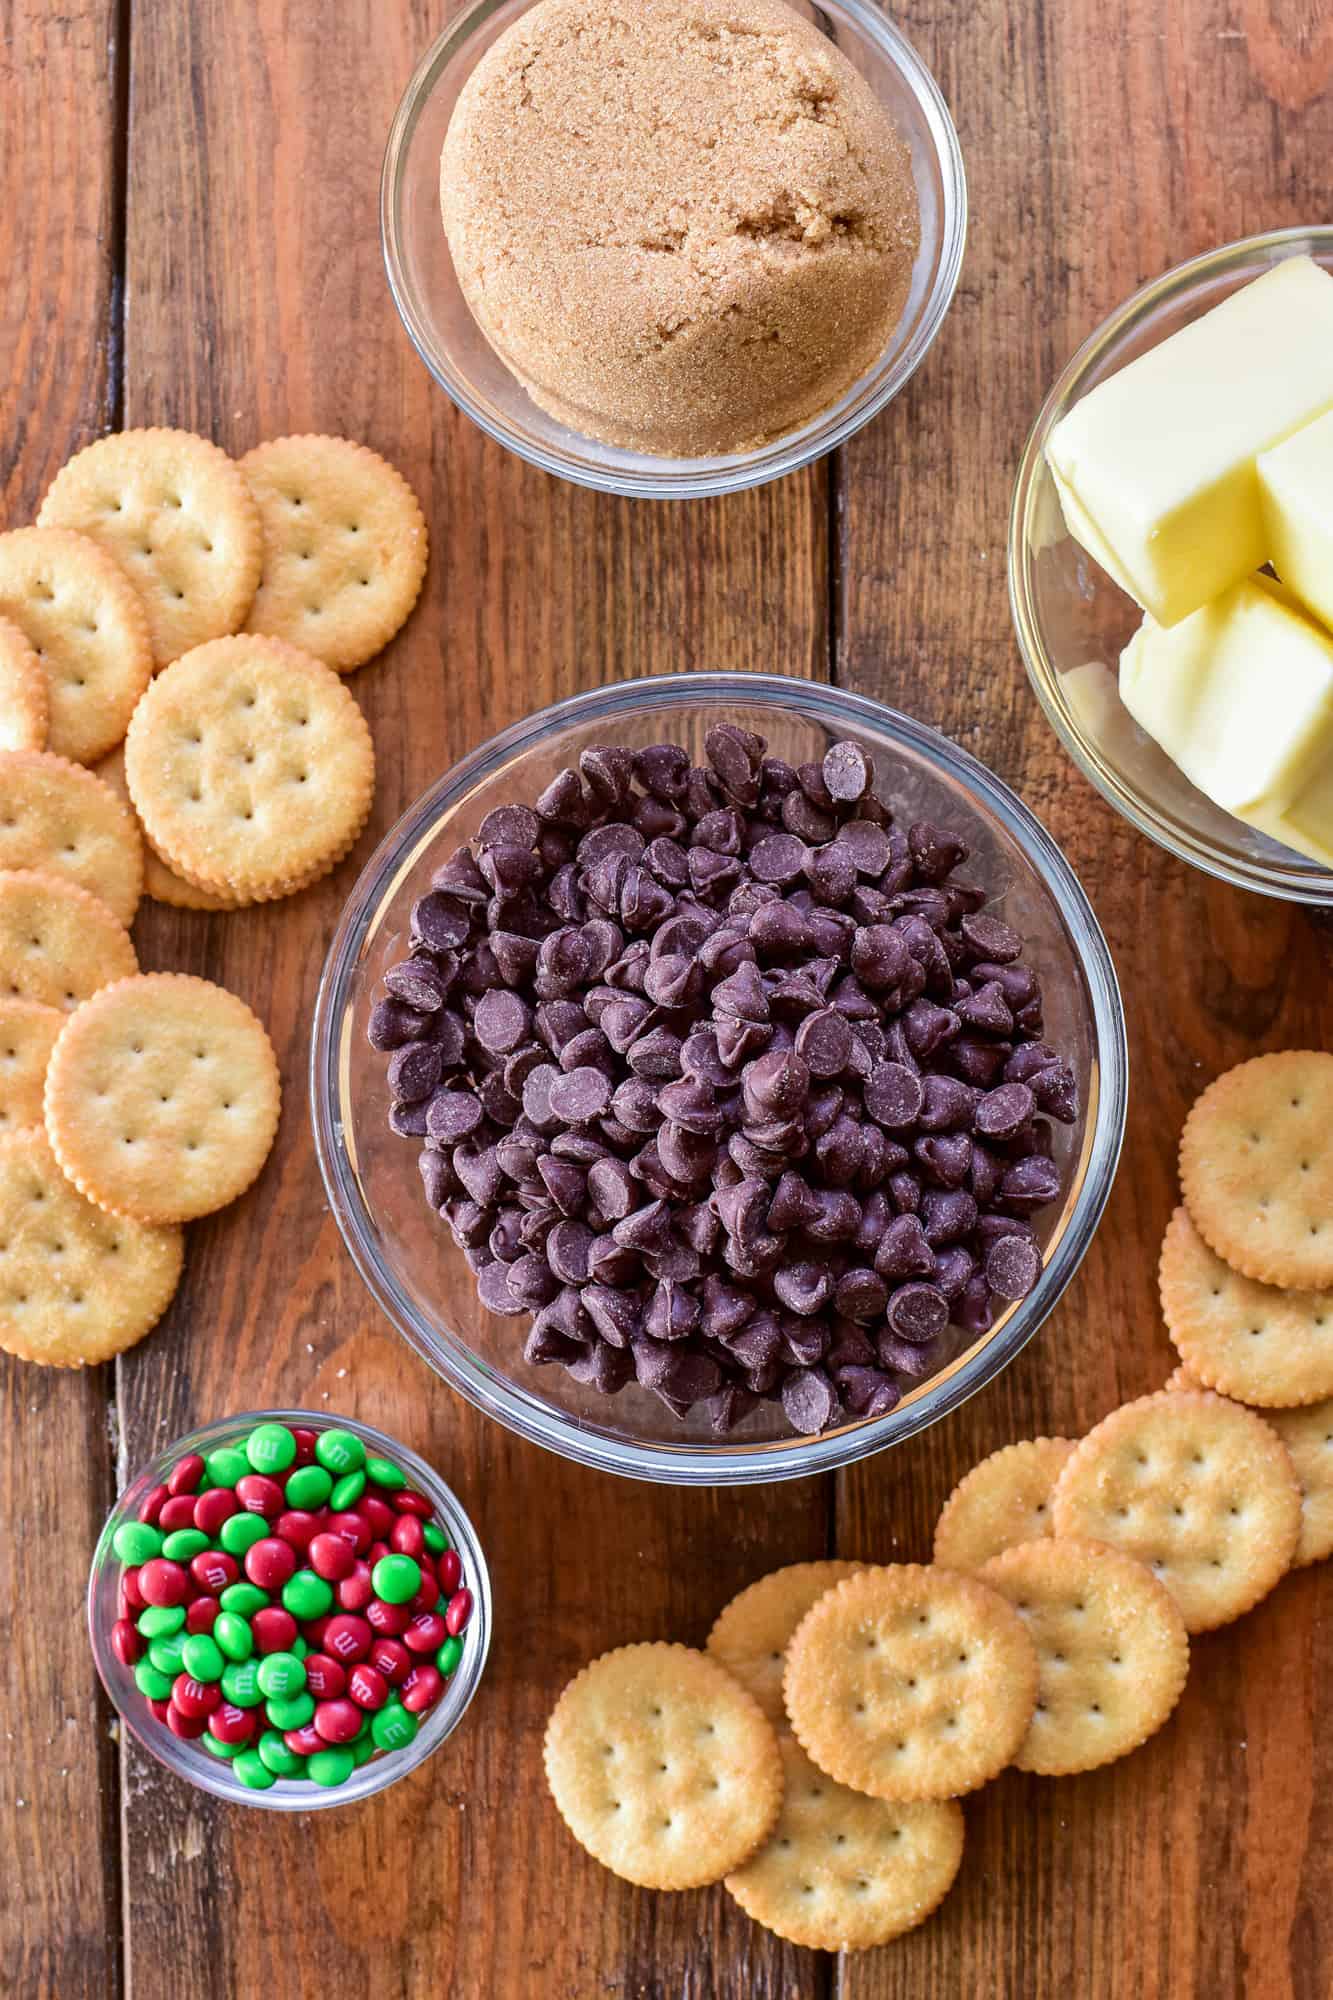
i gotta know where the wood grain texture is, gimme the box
[0,4,125,1997]
[834,1,1333,1995]
[115,4,828,1999]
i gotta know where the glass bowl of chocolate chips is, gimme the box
[313,675,1126,1485]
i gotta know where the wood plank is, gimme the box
[0,3,125,1995]
[834,0,1333,1994]
[117,4,830,1997]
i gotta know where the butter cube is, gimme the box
[1258,408,1333,632]
[1048,255,1333,627]
[1118,575,1333,814]
[1247,756,1333,868]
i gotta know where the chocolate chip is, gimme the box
[863,1060,924,1129]
[781,1367,840,1435]
[887,1281,949,1342]
[473,987,533,1055]
[985,1231,1041,1301]
[874,1213,936,1281]
[411,892,474,954]
[426,1088,484,1144]
[974,1081,1035,1141]
[705,723,764,805]
[822,740,871,802]
[386,1041,443,1105]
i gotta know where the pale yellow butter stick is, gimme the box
[1259,407,1333,633]
[1047,254,1333,627]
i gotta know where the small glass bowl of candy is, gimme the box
[88,1410,490,1807]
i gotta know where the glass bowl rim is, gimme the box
[311,670,1128,1486]
[88,1407,492,1810]
[380,0,968,499]
[1008,223,1333,906]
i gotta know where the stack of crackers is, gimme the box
[543,1051,1333,1956]
[0,426,428,1366]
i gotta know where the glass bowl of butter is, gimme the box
[1010,227,1333,905]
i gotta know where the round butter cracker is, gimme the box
[543,1641,783,1890]
[933,1437,1077,1572]
[0,526,152,763]
[0,869,137,1010]
[724,1734,964,1951]
[0,614,49,751]
[1050,1389,1301,1632]
[707,1560,870,1726]
[241,435,428,672]
[783,1564,1038,1802]
[123,635,374,902]
[1165,1364,1333,1569]
[979,1538,1189,1775]
[0,1125,183,1366]
[94,745,243,912]
[0,1000,62,1134]
[38,429,261,669]
[1160,1202,1333,1407]
[44,973,281,1224]
[1180,1052,1333,1290]
[0,749,143,925]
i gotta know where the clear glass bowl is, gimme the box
[312,673,1127,1485]
[1010,226,1333,905]
[89,1411,491,1810]
[381,0,966,498]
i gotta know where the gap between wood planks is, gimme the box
[107,0,132,1992]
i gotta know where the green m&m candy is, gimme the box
[219,1582,269,1618]
[134,1661,174,1702]
[351,1733,377,1768]
[161,1528,209,1562]
[204,1446,249,1489]
[219,1512,268,1559]
[182,1634,225,1683]
[221,1659,263,1708]
[371,1554,420,1605]
[113,1521,162,1565]
[214,1613,254,1663]
[136,1604,185,1639]
[315,1428,365,1476]
[284,1465,332,1510]
[232,1747,276,1790]
[264,1690,315,1730]
[148,1634,187,1677]
[436,1636,464,1679]
[371,1702,418,1753]
[307,1746,355,1788]
[281,1570,333,1620]
[365,1455,406,1491]
[256,1652,307,1700]
[257,1730,307,1777]
[203,1734,241,1760]
[245,1423,297,1475]
[329,1470,366,1510]
[422,1522,448,1555]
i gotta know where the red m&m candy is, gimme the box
[244,1538,296,1592]
[322,1614,373,1663]
[313,1698,363,1744]
[303,1654,347,1700]
[347,1665,388,1711]
[167,1453,205,1498]
[139,1558,190,1608]
[251,1607,298,1656]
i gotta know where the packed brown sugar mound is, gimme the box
[440,0,920,456]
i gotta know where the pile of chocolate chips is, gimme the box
[368,727,1077,1437]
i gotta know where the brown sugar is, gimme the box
[440,0,921,457]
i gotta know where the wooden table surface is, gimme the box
[5,1,1333,1994]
